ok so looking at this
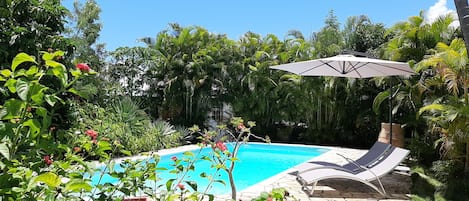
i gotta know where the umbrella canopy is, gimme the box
[270,54,415,145]
[270,54,414,78]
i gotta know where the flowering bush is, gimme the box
[0,52,97,200]
[190,117,270,200]
[0,52,277,201]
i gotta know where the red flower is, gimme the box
[76,63,91,72]
[86,129,98,140]
[216,141,227,151]
[177,183,185,190]
[171,156,178,161]
[43,155,53,166]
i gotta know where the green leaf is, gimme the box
[1,99,26,120]
[42,52,54,61]
[53,51,65,58]
[45,194,55,201]
[23,119,41,138]
[25,65,39,76]
[120,150,132,156]
[34,172,61,188]
[5,78,17,93]
[186,181,197,191]
[12,53,36,71]
[45,60,65,69]
[45,94,61,106]
[64,179,92,193]
[183,151,195,157]
[0,142,10,160]
[67,88,83,97]
[29,82,48,105]
[0,108,6,119]
[1,69,11,77]
[207,194,214,201]
[200,172,207,178]
[70,69,82,78]
[214,179,226,186]
[48,64,67,86]
[166,178,175,191]
[16,79,29,101]
[372,90,390,115]
[418,104,445,116]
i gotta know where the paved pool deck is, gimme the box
[129,144,412,201]
[228,145,412,201]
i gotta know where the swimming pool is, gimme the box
[92,143,329,194]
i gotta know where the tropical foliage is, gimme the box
[2,0,469,200]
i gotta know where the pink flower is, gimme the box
[76,63,91,72]
[237,123,245,130]
[86,129,98,140]
[43,155,53,166]
[216,141,227,151]
[177,183,185,190]
[267,197,272,201]
[171,156,177,161]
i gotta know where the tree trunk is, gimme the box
[229,171,237,200]
[454,0,469,55]
[454,0,469,175]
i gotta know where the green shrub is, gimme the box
[68,97,182,156]
[126,120,182,154]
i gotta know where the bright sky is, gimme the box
[63,0,457,51]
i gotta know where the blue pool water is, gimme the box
[91,143,329,194]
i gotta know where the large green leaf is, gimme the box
[45,60,65,69]
[44,94,63,107]
[23,119,41,138]
[48,64,68,86]
[1,69,11,77]
[34,172,61,188]
[12,53,36,72]
[1,99,26,120]
[418,104,445,117]
[16,79,29,101]
[64,179,92,193]
[0,142,10,160]
[29,82,48,105]
[372,90,390,115]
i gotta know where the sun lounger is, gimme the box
[294,141,391,174]
[297,146,410,196]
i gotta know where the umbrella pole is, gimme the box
[388,87,393,145]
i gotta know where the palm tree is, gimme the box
[141,24,237,126]
[383,12,457,63]
[417,38,469,173]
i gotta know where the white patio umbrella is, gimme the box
[270,54,415,144]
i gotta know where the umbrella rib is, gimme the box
[372,63,415,73]
[345,61,363,77]
[347,62,414,77]
[298,61,343,75]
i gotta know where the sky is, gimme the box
[63,0,457,51]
